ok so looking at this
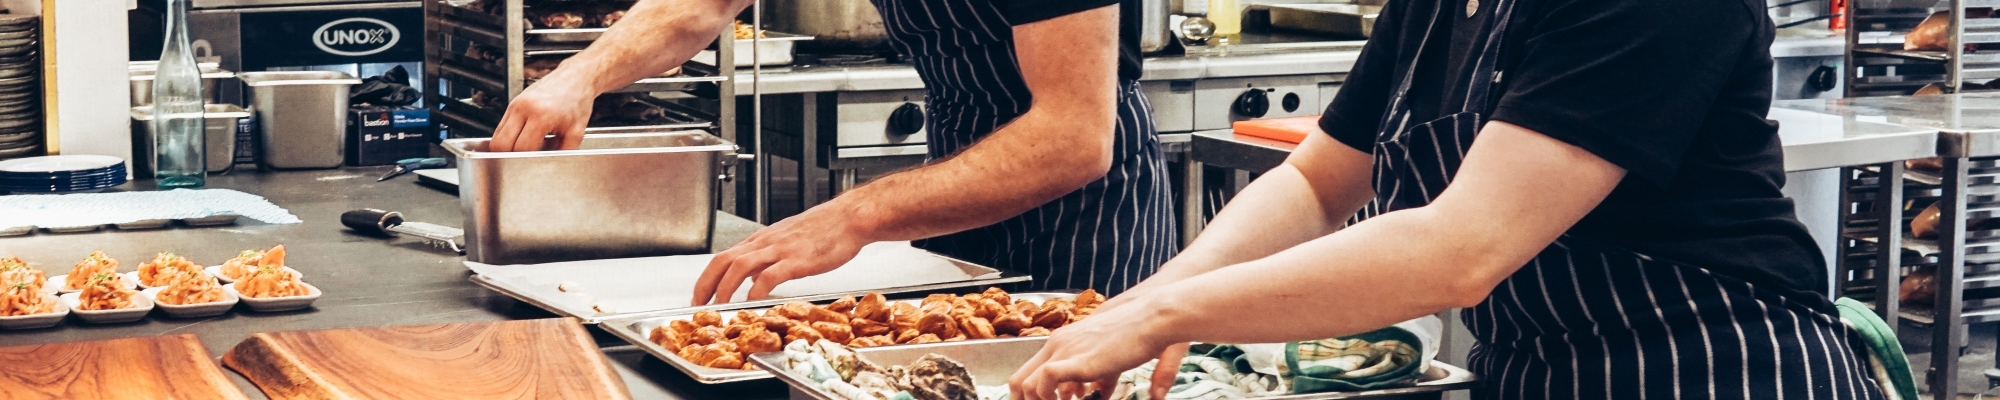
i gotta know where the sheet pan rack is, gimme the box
[1846,0,2000,96]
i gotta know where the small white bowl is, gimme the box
[141,287,238,318]
[225,282,320,312]
[58,291,154,324]
[0,293,69,330]
[47,273,138,294]
[205,265,299,284]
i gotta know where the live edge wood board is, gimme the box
[0,334,251,400]
[222,318,632,400]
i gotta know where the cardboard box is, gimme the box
[346,108,430,166]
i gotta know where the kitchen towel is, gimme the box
[1107,316,1440,400]
[0,189,301,229]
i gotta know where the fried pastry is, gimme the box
[1019,327,1052,337]
[918,311,961,338]
[813,321,855,344]
[854,292,891,322]
[991,312,1033,335]
[788,324,827,344]
[735,325,784,354]
[691,326,728,346]
[775,301,815,320]
[851,317,892,337]
[828,294,857,314]
[961,317,996,339]
[692,309,724,327]
[759,315,797,332]
[806,305,850,325]
[910,334,942,344]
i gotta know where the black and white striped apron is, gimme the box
[1357,0,1886,398]
[871,0,1177,295]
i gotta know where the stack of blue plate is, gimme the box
[0,155,127,194]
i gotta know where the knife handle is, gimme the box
[340,208,405,235]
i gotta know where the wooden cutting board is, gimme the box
[223,318,631,400]
[0,334,251,400]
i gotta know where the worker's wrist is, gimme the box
[1132,285,1199,347]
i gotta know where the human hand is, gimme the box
[1009,292,1180,400]
[689,205,872,305]
[489,74,594,152]
[1148,342,1190,399]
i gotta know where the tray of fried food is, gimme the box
[600,287,1105,384]
[145,269,238,318]
[48,251,135,294]
[134,252,204,289]
[60,272,152,324]
[0,263,65,329]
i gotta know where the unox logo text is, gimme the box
[313,18,400,57]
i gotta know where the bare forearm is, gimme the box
[1123,165,1358,296]
[834,110,1112,242]
[545,0,750,93]
[1144,208,1495,344]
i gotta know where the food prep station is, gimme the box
[1,0,1952,398]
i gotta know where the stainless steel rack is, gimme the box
[1845,0,2000,96]
[421,0,738,140]
[423,0,743,212]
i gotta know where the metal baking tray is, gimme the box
[528,28,608,43]
[471,268,1029,325]
[692,33,814,67]
[599,292,1076,384]
[749,338,1483,400]
[1268,4,1381,38]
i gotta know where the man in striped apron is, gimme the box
[1010,0,1888,398]
[484,0,1174,301]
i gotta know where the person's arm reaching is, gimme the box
[489,0,754,152]
[1009,121,1628,400]
[689,6,1126,305]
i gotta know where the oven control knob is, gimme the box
[1808,65,1838,92]
[888,103,925,136]
[1234,89,1270,118]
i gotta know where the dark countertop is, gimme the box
[0,167,789,400]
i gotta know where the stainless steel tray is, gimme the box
[470,262,1032,324]
[1268,4,1381,38]
[598,292,1075,384]
[527,28,607,43]
[749,338,1482,400]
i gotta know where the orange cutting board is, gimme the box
[0,334,251,400]
[1233,116,1323,144]
[223,318,631,400]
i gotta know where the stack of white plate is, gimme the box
[0,14,40,161]
[0,155,127,194]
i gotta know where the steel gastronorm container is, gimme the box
[444,131,743,264]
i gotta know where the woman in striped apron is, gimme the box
[481,0,1174,302]
[1009,0,1888,398]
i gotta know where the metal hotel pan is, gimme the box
[749,338,1483,400]
[598,292,1077,384]
[446,131,747,264]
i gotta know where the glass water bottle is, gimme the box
[153,0,206,188]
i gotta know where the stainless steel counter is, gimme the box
[732,48,1365,94]
[1774,93,2000,158]
[0,168,787,400]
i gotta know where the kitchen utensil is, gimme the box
[1140,0,1169,53]
[0,335,251,398]
[444,131,746,264]
[239,71,362,170]
[1175,15,1217,47]
[221,319,632,399]
[377,157,447,181]
[340,208,467,254]
[764,0,887,50]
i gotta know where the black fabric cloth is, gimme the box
[999,0,1143,80]
[1319,0,1829,301]
[872,0,1177,295]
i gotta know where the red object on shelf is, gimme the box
[1831,0,1847,30]
[1232,116,1322,144]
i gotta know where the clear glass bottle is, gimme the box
[153,0,206,189]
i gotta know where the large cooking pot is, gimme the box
[767,0,1169,54]
[765,0,888,51]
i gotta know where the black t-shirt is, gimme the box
[1000,0,1144,81]
[1319,0,1828,299]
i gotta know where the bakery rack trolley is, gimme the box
[1820,93,2000,399]
[1845,0,2000,96]
[422,0,744,212]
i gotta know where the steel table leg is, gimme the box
[1181,159,1205,248]
[1934,156,1969,400]
[1876,162,1904,331]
